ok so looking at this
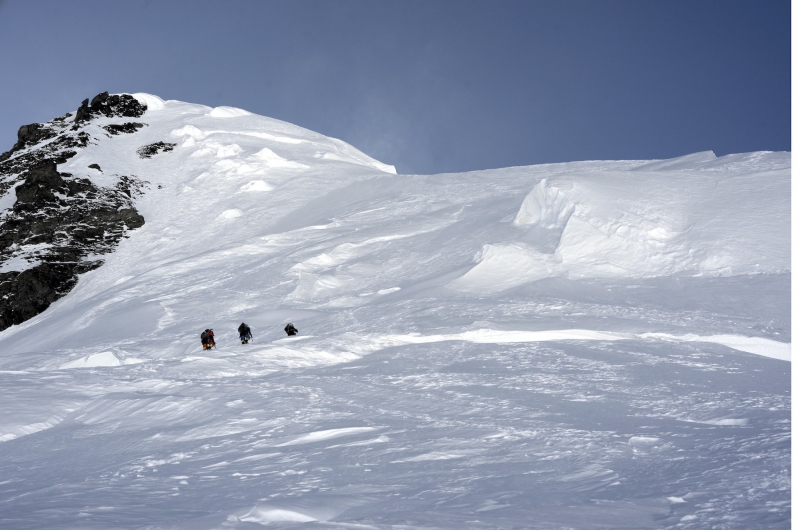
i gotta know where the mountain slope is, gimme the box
[0,94,790,529]
[0,93,148,330]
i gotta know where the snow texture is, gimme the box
[0,94,790,529]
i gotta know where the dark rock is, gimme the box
[137,141,177,159]
[103,122,146,136]
[0,257,106,331]
[88,163,102,172]
[52,151,77,165]
[0,123,59,162]
[75,92,147,123]
[75,98,91,123]
[90,91,110,107]
[0,263,82,330]
[14,161,66,204]
[0,116,81,167]
[17,124,57,149]
[118,208,145,229]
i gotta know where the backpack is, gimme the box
[201,330,208,341]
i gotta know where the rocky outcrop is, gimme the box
[0,92,149,331]
[0,115,75,165]
[137,141,176,159]
[74,92,146,124]
[103,122,146,136]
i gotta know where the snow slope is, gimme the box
[0,94,790,529]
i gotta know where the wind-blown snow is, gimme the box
[453,155,789,293]
[131,92,166,111]
[208,106,253,118]
[59,350,144,369]
[376,328,791,361]
[0,94,789,529]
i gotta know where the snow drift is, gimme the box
[452,152,789,292]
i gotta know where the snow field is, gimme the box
[0,95,790,528]
[0,331,788,529]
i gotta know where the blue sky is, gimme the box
[0,0,790,174]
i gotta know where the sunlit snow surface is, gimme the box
[0,95,790,529]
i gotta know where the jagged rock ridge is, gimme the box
[0,92,148,331]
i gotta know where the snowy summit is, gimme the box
[0,93,790,529]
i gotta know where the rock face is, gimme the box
[0,92,148,331]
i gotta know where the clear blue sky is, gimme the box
[0,0,790,174]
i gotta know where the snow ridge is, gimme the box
[453,153,789,293]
